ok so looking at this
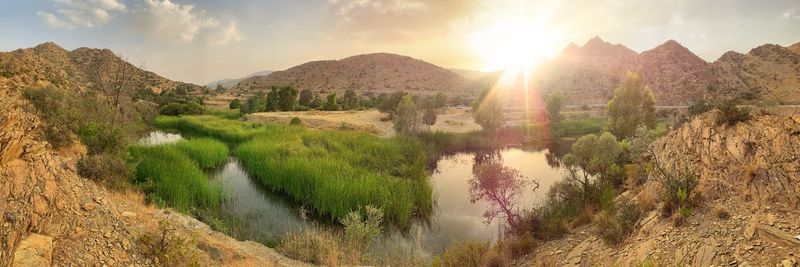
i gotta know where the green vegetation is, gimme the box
[158,101,203,116]
[551,115,606,138]
[393,95,419,135]
[154,115,280,143]
[174,138,229,169]
[129,143,224,212]
[472,87,504,133]
[237,129,432,227]
[714,99,751,126]
[545,90,565,124]
[229,99,240,109]
[607,71,656,138]
[290,117,302,125]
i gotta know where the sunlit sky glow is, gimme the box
[1,0,799,84]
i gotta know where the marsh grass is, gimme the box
[129,144,223,212]
[175,138,229,169]
[155,115,290,143]
[237,130,433,228]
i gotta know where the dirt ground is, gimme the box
[245,108,481,137]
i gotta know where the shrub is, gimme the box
[434,240,489,267]
[137,220,199,266]
[77,122,127,154]
[159,101,204,116]
[229,99,240,109]
[714,99,750,126]
[22,86,82,148]
[606,71,656,138]
[594,200,641,245]
[77,153,133,189]
[290,117,302,125]
[688,98,712,116]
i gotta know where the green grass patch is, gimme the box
[236,129,433,228]
[552,116,606,137]
[154,115,290,143]
[129,144,223,212]
[175,138,230,169]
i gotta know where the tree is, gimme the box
[323,93,340,111]
[229,99,240,109]
[309,95,323,109]
[470,161,538,228]
[422,107,437,129]
[607,72,656,139]
[562,132,623,200]
[298,89,314,107]
[342,89,359,110]
[393,95,418,135]
[278,86,298,111]
[378,92,406,115]
[266,87,280,111]
[215,84,225,93]
[545,90,565,124]
[472,87,504,133]
[434,92,447,108]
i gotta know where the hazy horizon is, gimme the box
[2,0,799,84]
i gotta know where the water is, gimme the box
[210,158,304,243]
[138,131,573,251]
[138,131,183,146]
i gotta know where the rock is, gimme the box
[81,201,96,211]
[782,258,798,267]
[12,234,54,267]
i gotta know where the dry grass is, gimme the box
[137,220,199,267]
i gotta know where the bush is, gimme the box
[714,100,750,126]
[22,86,82,148]
[688,98,712,116]
[137,220,199,266]
[77,153,133,189]
[159,101,204,116]
[594,200,641,245]
[78,122,127,154]
[434,241,489,267]
[290,117,302,125]
[229,99,240,109]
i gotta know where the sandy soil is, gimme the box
[245,108,481,137]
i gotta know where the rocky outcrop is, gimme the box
[709,43,800,105]
[518,113,800,266]
[12,234,53,267]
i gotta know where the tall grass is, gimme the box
[129,144,223,212]
[175,138,229,169]
[155,115,293,143]
[237,129,433,228]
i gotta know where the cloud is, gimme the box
[782,8,800,19]
[134,0,242,46]
[327,0,480,42]
[38,0,126,29]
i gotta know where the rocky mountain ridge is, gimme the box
[537,37,800,106]
[0,42,202,94]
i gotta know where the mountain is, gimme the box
[709,43,800,104]
[0,42,201,94]
[231,53,476,96]
[206,70,272,89]
[537,37,800,105]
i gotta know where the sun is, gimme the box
[470,18,561,72]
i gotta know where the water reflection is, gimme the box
[211,158,304,244]
[469,159,538,229]
[138,131,182,146]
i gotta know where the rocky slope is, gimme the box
[0,42,202,94]
[0,43,302,266]
[231,53,477,97]
[517,112,800,266]
[537,37,800,106]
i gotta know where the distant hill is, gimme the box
[231,53,477,96]
[536,37,800,105]
[0,42,202,94]
[206,70,272,89]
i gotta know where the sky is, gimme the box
[1,0,799,84]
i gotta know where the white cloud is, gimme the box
[38,0,126,29]
[782,8,800,19]
[135,0,242,46]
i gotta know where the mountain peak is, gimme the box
[33,42,66,54]
[584,36,606,47]
[786,41,800,54]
